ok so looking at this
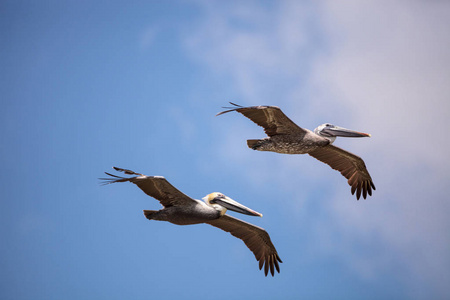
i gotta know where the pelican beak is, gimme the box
[211,195,263,217]
[322,125,371,138]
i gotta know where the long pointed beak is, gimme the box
[322,126,371,138]
[211,196,263,217]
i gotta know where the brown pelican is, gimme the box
[217,103,375,200]
[100,167,282,276]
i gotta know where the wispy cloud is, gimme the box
[185,1,321,103]
[183,0,450,298]
[139,26,159,51]
[315,2,450,296]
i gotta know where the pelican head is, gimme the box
[202,192,263,217]
[314,123,371,144]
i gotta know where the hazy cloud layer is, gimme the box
[185,0,450,298]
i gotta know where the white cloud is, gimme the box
[184,0,450,298]
[315,0,450,166]
[314,2,450,296]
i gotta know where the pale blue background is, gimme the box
[2,1,450,299]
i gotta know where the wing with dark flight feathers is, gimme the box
[217,102,307,137]
[100,167,196,207]
[308,145,376,200]
[206,214,282,276]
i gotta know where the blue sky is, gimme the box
[1,1,450,299]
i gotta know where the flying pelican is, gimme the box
[100,167,282,276]
[217,103,375,200]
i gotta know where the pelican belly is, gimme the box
[248,135,329,154]
[147,204,221,226]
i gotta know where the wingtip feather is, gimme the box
[269,255,274,276]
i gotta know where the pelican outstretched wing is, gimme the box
[308,145,376,200]
[217,102,306,136]
[206,215,282,276]
[100,167,196,207]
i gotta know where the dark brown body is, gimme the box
[248,131,330,154]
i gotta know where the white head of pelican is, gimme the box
[314,123,371,144]
[203,192,263,217]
